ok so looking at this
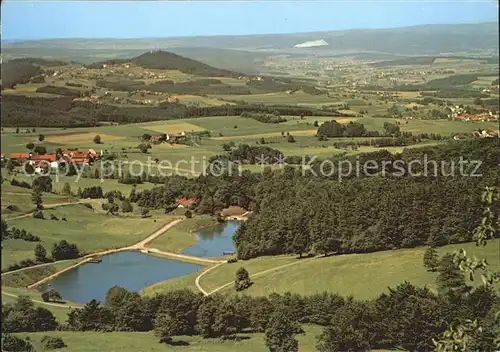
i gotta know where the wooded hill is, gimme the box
[1,58,69,89]
[1,94,345,127]
[85,50,243,77]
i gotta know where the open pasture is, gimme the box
[170,94,231,106]
[215,91,336,106]
[15,325,325,352]
[156,239,500,300]
[138,121,205,134]
[2,204,176,269]
[46,132,124,145]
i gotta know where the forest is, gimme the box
[1,94,345,127]
[108,138,500,260]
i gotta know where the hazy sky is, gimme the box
[2,1,498,41]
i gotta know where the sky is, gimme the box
[1,0,498,41]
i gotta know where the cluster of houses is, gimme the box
[453,129,500,140]
[448,106,499,122]
[5,149,100,173]
[454,112,498,122]
[150,132,187,144]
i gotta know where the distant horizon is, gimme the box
[2,20,498,44]
[2,1,498,41]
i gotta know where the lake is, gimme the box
[182,220,241,258]
[44,220,241,304]
[44,251,202,304]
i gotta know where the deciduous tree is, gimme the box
[234,267,253,291]
[423,246,439,272]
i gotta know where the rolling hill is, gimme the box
[3,22,498,56]
[85,50,243,77]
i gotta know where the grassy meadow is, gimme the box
[3,114,497,178]
[152,239,500,300]
[2,203,177,270]
[15,325,326,352]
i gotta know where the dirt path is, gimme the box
[130,218,183,248]
[0,259,75,277]
[194,263,224,296]
[147,248,224,264]
[12,218,221,291]
[204,255,319,296]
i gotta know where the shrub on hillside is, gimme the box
[41,336,66,350]
[32,210,44,219]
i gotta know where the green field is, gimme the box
[1,182,78,218]
[15,325,324,352]
[3,115,496,178]
[2,204,176,269]
[151,240,500,300]
[215,91,338,106]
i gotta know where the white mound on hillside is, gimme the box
[294,39,329,48]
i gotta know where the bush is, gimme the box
[51,240,80,260]
[227,257,238,263]
[185,210,193,218]
[32,210,44,219]
[41,336,66,349]
[10,179,32,189]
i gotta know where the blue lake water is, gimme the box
[45,220,241,304]
[45,251,201,304]
[182,220,241,258]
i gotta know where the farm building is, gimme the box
[176,198,199,208]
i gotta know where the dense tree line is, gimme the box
[3,225,40,242]
[10,178,32,189]
[1,60,44,89]
[240,111,287,123]
[332,132,444,150]
[317,120,386,138]
[36,85,82,97]
[126,139,499,257]
[423,74,479,89]
[3,296,58,332]
[49,271,498,351]
[235,138,499,259]
[211,144,284,165]
[78,186,104,199]
[421,89,489,99]
[1,94,345,127]
[96,78,252,95]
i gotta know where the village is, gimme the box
[2,130,190,175]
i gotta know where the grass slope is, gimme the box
[2,204,176,269]
[16,325,324,352]
[153,240,500,299]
